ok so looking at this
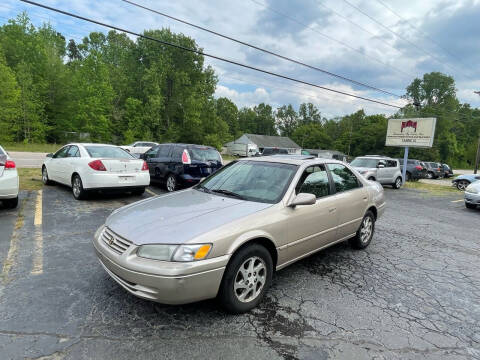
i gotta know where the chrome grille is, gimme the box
[101,227,132,254]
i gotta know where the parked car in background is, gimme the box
[93,156,385,313]
[351,156,403,189]
[42,143,150,200]
[142,143,223,192]
[442,164,453,178]
[0,145,19,208]
[258,147,289,156]
[228,143,259,157]
[464,181,480,209]
[397,158,426,181]
[121,141,158,155]
[452,174,480,191]
[424,162,444,179]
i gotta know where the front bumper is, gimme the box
[464,191,480,205]
[93,226,229,304]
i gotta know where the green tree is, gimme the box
[0,51,20,142]
[276,104,298,137]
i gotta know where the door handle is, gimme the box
[363,196,368,200]
[329,208,336,213]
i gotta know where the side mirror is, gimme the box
[289,193,316,207]
[46,153,53,158]
[377,164,385,168]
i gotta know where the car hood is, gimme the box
[106,189,272,245]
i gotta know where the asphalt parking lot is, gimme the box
[0,185,479,360]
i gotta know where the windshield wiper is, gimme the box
[211,189,245,199]
[195,184,211,193]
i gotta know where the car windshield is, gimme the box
[85,146,134,159]
[196,161,298,204]
[189,147,221,162]
[350,158,378,168]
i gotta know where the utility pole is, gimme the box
[475,91,480,174]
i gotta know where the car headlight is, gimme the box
[137,244,212,262]
[466,185,478,194]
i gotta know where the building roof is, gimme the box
[243,134,300,149]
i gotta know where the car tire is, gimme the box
[218,243,273,314]
[3,197,18,209]
[42,166,53,185]
[349,210,375,250]
[392,176,402,189]
[72,174,87,200]
[456,180,470,191]
[132,187,146,196]
[465,203,476,209]
[165,174,177,192]
[368,176,376,181]
[425,172,433,179]
[405,172,411,181]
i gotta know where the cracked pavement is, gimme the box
[0,184,479,359]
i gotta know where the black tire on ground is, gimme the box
[132,187,146,196]
[349,210,375,250]
[426,172,433,179]
[72,174,88,200]
[3,197,18,209]
[456,180,470,191]
[165,174,177,192]
[42,166,53,185]
[218,243,273,314]
[405,172,411,181]
[368,176,376,181]
[392,176,402,189]
[465,203,477,209]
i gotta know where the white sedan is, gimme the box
[120,141,158,155]
[42,143,150,200]
[0,145,19,208]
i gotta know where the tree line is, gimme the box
[0,13,478,167]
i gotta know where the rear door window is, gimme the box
[171,146,183,161]
[386,160,397,167]
[158,145,171,157]
[327,164,361,193]
[67,145,80,158]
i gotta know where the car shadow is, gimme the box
[45,182,146,202]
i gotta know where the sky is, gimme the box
[1,0,480,119]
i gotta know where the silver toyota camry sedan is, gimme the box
[93,155,386,313]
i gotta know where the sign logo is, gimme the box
[401,120,417,132]
[108,237,114,246]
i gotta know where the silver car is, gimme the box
[93,156,386,313]
[465,181,480,209]
[351,156,403,189]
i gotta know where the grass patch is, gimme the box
[222,154,237,161]
[4,143,63,153]
[18,168,43,191]
[404,181,459,196]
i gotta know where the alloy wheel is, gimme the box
[233,256,267,303]
[360,217,373,244]
[73,177,81,198]
[395,177,402,188]
[42,168,48,184]
[166,176,176,192]
[457,180,469,191]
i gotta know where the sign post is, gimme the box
[385,118,437,184]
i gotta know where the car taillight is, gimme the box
[141,161,148,171]
[415,165,422,170]
[88,160,107,171]
[182,149,191,164]
[4,160,16,169]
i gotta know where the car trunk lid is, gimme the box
[99,158,144,173]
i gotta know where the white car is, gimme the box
[0,145,19,208]
[42,143,150,200]
[464,181,480,210]
[120,141,158,155]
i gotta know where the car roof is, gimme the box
[157,143,216,149]
[65,143,119,147]
[238,156,344,166]
[356,156,396,160]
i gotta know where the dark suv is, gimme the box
[142,143,223,191]
[259,147,289,156]
[424,162,444,179]
[397,158,427,181]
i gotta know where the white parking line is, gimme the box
[31,190,43,275]
[450,199,464,203]
[1,200,25,283]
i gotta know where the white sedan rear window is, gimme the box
[85,146,134,159]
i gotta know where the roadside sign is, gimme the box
[385,118,436,148]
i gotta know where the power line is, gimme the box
[19,0,405,109]
[373,0,468,67]
[121,0,402,99]
[249,0,416,81]
[341,0,471,80]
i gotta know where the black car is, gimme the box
[442,163,453,178]
[258,147,289,156]
[142,143,223,191]
[424,162,444,179]
[397,158,427,181]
